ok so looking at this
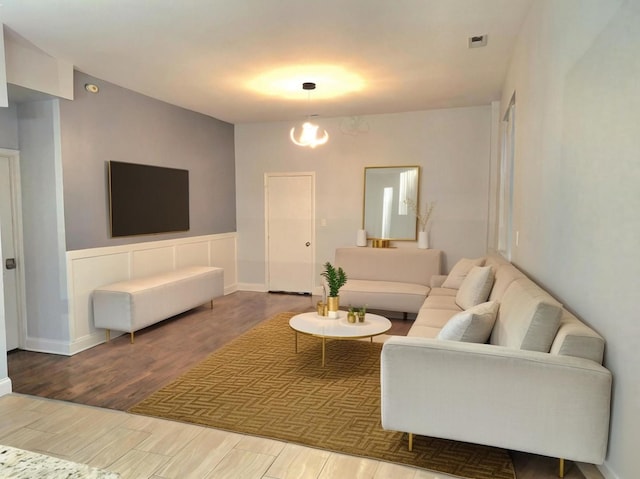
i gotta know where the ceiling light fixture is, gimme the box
[290,82,329,149]
[84,83,99,93]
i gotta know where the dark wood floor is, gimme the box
[7,291,591,479]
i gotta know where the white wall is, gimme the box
[235,106,492,291]
[499,1,639,478]
[0,21,8,107]
[4,26,73,100]
[0,213,11,395]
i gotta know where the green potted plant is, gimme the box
[321,261,347,318]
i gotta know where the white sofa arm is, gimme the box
[380,336,611,464]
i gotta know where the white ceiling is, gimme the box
[1,0,532,124]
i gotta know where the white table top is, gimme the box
[289,311,392,339]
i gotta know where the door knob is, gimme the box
[305,242,311,247]
[5,258,16,270]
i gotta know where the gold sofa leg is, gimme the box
[559,458,565,478]
[105,329,110,342]
[130,332,135,344]
[408,432,413,452]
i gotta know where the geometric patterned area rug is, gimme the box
[129,312,515,479]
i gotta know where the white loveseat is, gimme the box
[334,247,442,315]
[380,254,611,470]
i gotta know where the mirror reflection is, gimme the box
[363,166,419,240]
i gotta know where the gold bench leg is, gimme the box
[559,458,565,478]
[130,332,135,344]
[105,329,110,342]
[408,432,413,452]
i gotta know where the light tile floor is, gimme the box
[0,394,459,479]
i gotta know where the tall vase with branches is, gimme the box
[406,199,436,248]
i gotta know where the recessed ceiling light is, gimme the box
[468,35,488,48]
[84,83,99,93]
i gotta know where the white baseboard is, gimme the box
[238,282,268,292]
[238,284,321,295]
[587,461,619,479]
[69,330,126,355]
[0,377,13,396]
[25,336,73,356]
[224,284,238,295]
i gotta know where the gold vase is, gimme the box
[327,296,340,315]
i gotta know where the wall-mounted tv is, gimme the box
[108,161,190,237]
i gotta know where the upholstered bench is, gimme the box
[93,266,224,343]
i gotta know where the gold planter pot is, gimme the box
[327,296,340,313]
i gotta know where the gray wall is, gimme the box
[499,1,639,477]
[60,72,236,251]
[0,103,18,149]
[18,100,69,342]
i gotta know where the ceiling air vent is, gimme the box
[468,34,488,48]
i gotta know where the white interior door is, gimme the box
[266,173,314,294]
[0,155,21,351]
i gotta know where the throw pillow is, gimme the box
[456,266,495,310]
[437,301,499,343]
[490,279,563,352]
[441,257,485,289]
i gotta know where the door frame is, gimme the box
[264,172,316,293]
[0,148,26,350]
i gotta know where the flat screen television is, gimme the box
[108,161,190,237]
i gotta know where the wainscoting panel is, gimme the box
[69,252,131,341]
[63,233,237,356]
[176,241,210,269]
[210,236,237,293]
[132,246,176,278]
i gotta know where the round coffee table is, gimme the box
[289,311,392,366]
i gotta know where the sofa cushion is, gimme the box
[420,294,460,311]
[427,287,457,297]
[455,266,495,310]
[441,257,485,289]
[414,308,459,328]
[339,279,429,314]
[335,247,441,286]
[437,301,499,343]
[490,278,563,352]
[406,324,442,339]
[487,261,526,302]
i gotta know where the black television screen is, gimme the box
[108,161,190,237]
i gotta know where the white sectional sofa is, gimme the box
[334,247,442,315]
[380,254,611,470]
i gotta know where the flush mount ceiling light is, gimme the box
[247,65,365,100]
[290,82,329,149]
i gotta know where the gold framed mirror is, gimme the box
[363,166,419,241]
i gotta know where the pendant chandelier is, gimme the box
[290,82,329,148]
